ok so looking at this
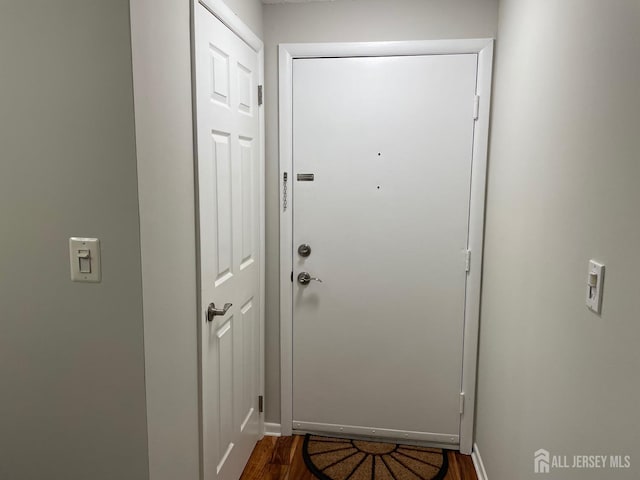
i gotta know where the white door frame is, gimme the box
[278,39,493,455]
[193,0,266,444]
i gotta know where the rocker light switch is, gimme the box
[77,250,91,273]
[69,238,101,282]
[586,260,604,314]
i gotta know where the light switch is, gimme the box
[586,260,604,314]
[78,250,91,273]
[69,238,101,282]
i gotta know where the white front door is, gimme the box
[292,55,478,445]
[195,5,261,480]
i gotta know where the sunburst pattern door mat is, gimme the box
[302,434,449,480]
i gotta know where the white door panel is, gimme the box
[292,55,477,443]
[195,5,261,480]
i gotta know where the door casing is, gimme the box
[278,39,493,455]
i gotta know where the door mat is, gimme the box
[302,434,449,480]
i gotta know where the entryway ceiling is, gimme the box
[262,0,336,4]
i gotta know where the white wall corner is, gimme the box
[264,422,282,437]
[471,442,489,480]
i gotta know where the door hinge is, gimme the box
[282,172,288,211]
[465,250,471,273]
[290,271,293,283]
[459,392,465,414]
[258,85,263,106]
[473,95,480,120]
[258,395,264,413]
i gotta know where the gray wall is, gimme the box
[263,0,499,423]
[130,0,262,479]
[0,1,148,480]
[475,0,640,479]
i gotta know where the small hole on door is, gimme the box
[377,185,380,189]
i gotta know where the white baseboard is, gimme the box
[471,442,489,480]
[264,422,282,437]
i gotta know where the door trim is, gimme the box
[278,39,493,455]
[193,0,267,456]
[197,0,262,52]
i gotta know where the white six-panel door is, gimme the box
[195,4,261,480]
[292,54,478,445]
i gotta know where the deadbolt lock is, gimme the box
[298,244,312,257]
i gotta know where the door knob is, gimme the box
[207,302,232,322]
[298,244,312,257]
[298,272,322,285]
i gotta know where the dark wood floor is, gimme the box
[240,435,478,480]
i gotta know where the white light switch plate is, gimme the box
[586,260,604,313]
[69,237,101,282]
